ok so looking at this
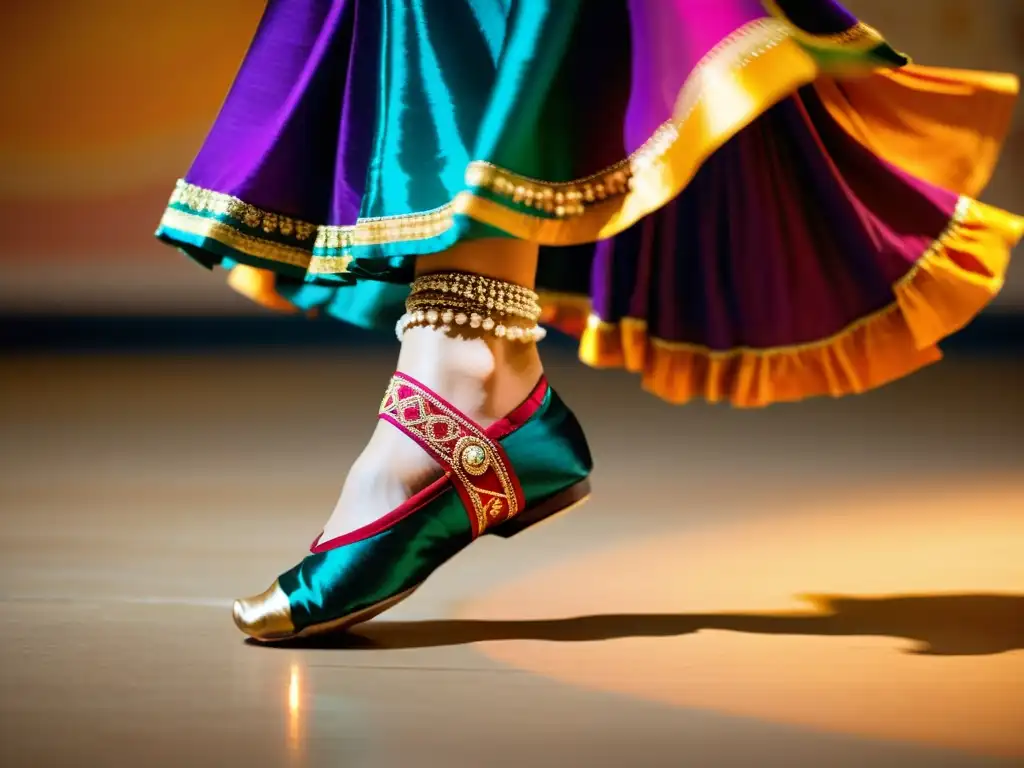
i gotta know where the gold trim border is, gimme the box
[163,180,459,274]
[159,208,313,269]
[167,180,318,243]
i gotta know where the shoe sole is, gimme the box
[255,479,591,643]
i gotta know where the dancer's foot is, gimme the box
[320,317,544,542]
[233,366,593,642]
[232,264,592,642]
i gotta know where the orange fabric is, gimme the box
[543,198,1022,408]
[814,64,1019,198]
[225,263,299,314]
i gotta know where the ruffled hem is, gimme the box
[542,197,1022,407]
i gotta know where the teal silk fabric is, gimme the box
[359,0,599,214]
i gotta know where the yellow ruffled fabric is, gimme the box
[815,65,1020,199]
[226,264,302,314]
[554,197,1022,407]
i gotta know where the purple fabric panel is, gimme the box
[622,0,766,147]
[798,87,957,283]
[669,96,868,349]
[332,1,382,223]
[186,0,358,223]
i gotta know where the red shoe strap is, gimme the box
[378,372,526,537]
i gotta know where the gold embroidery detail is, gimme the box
[308,255,354,274]
[379,377,519,535]
[464,18,793,217]
[166,180,458,274]
[169,180,318,242]
[158,208,313,269]
[313,204,455,252]
[480,496,504,521]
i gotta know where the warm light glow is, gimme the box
[462,478,1024,758]
[288,664,300,714]
[287,662,302,760]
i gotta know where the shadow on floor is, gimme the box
[263,593,1024,656]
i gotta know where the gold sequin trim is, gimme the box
[169,180,318,242]
[464,18,793,218]
[158,208,313,269]
[379,376,520,535]
[314,204,455,251]
[166,180,458,274]
[307,255,353,274]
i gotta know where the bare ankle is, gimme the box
[396,326,542,423]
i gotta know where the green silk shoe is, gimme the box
[232,371,593,642]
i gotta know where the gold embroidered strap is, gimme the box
[378,373,524,537]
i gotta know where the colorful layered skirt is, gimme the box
[155,0,1023,407]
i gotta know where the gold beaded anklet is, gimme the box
[396,272,547,343]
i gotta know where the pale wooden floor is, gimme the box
[1,350,1022,767]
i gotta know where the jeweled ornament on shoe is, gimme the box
[232,372,593,642]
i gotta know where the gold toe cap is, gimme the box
[232,580,296,642]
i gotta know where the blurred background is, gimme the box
[1,3,1022,767]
